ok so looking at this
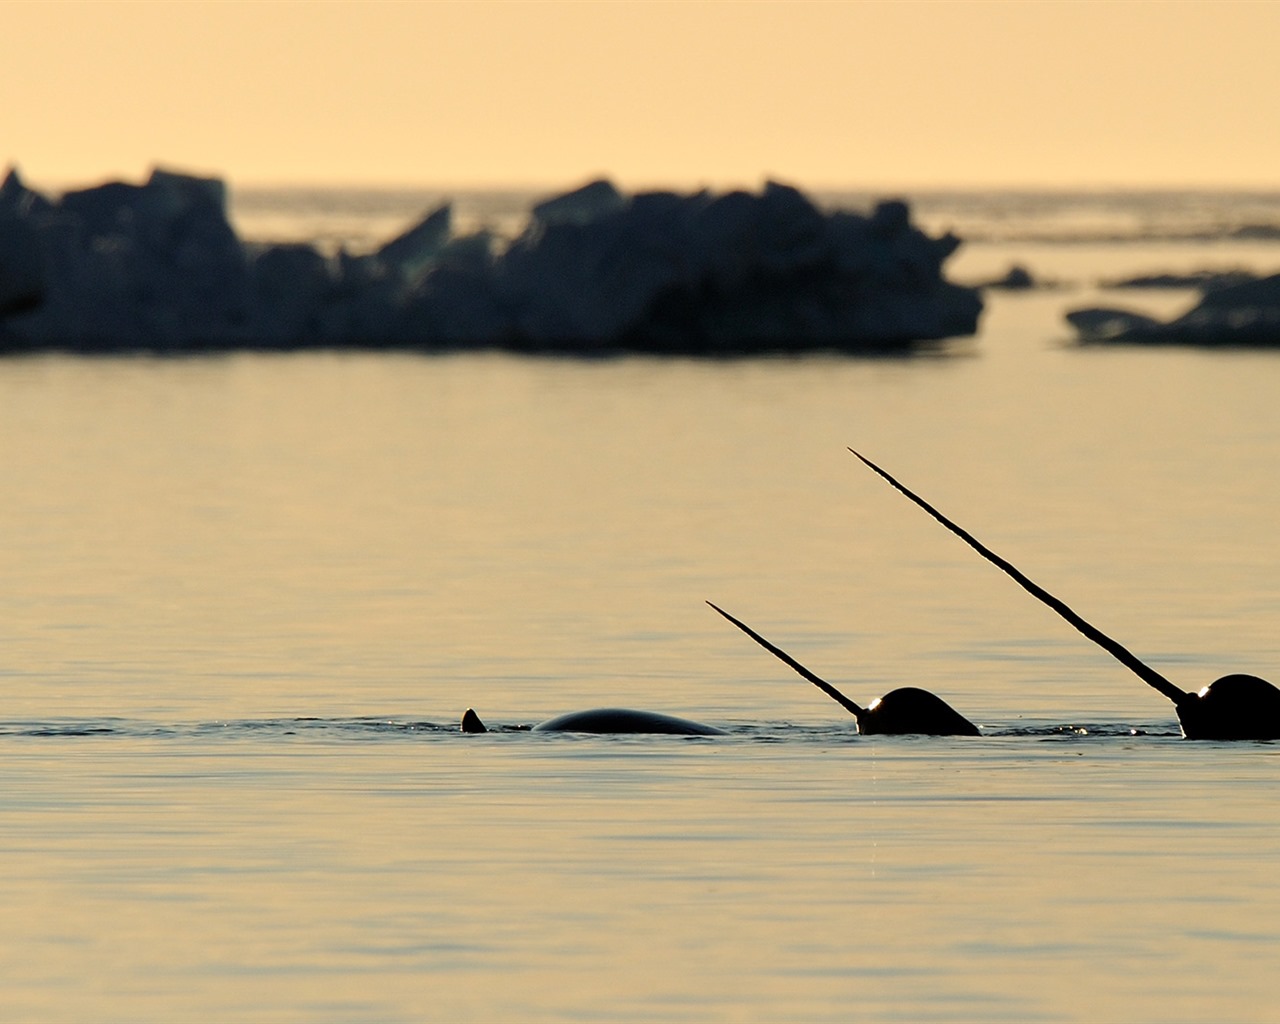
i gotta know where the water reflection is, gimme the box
[3,329,1280,1019]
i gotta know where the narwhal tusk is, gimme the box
[848,447,1191,706]
[706,600,865,720]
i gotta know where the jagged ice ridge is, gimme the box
[0,167,983,354]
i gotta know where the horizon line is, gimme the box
[14,164,1280,199]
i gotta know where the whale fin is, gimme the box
[849,448,1190,706]
[707,600,865,720]
[461,708,488,733]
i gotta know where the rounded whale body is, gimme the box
[461,707,725,735]
[532,708,727,735]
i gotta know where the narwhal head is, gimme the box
[706,601,980,737]
[858,686,981,737]
[1174,674,1280,740]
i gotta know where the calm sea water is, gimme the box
[3,190,1280,1022]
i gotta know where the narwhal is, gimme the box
[461,706,726,735]
[850,447,1280,740]
[706,601,980,735]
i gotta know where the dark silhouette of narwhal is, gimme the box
[706,601,980,736]
[850,447,1280,740]
[461,707,726,735]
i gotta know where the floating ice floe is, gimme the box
[0,166,982,354]
[1067,273,1280,345]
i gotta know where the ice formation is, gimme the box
[0,167,982,354]
[1067,273,1280,345]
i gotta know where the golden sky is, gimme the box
[7,0,1279,190]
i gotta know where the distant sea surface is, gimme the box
[228,180,1280,247]
[4,186,1280,1022]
